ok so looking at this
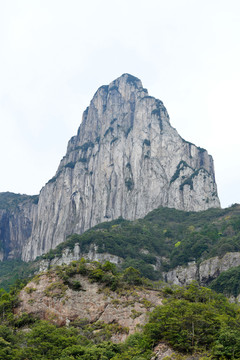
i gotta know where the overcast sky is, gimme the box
[0,0,239,208]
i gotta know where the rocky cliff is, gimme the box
[164,252,240,287]
[0,193,38,260]
[0,74,220,261]
[16,263,162,343]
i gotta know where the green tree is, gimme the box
[122,267,143,285]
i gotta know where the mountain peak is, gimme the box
[110,73,143,88]
[93,73,145,105]
[0,75,221,261]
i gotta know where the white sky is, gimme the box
[0,0,239,208]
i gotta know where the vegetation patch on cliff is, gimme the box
[0,192,38,210]
[1,263,240,359]
[40,205,240,285]
[179,168,210,191]
[1,204,240,296]
[170,160,193,184]
[210,265,240,297]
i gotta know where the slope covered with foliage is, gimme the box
[0,259,240,359]
[0,192,38,210]
[0,260,37,291]
[0,204,240,292]
[210,265,240,298]
[43,204,240,278]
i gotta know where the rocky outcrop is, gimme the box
[163,261,198,286]
[164,252,240,286]
[38,243,123,272]
[0,74,220,261]
[152,344,207,360]
[199,252,240,284]
[151,343,175,360]
[16,271,162,343]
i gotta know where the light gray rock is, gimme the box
[199,252,240,284]
[164,252,240,286]
[163,261,198,286]
[0,200,38,260]
[0,74,220,261]
[39,243,123,272]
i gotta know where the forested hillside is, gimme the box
[0,201,240,357]
[0,259,240,359]
[1,204,240,295]
[45,204,240,268]
[42,204,240,291]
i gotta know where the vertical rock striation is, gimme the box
[0,193,38,260]
[0,74,220,261]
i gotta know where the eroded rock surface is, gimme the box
[38,243,123,273]
[23,74,220,260]
[0,74,220,261]
[164,252,240,286]
[16,272,162,342]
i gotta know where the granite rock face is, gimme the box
[0,74,220,261]
[164,252,240,286]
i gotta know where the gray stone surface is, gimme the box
[0,201,38,260]
[0,74,220,261]
[38,243,123,272]
[164,252,240,286]
[16,270,162,343]
[163,261,198,286]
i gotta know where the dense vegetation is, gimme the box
[0,203,239,300]
[42,204,240,281]
[0,192,38,210]
[0,260,36,291]
[0,259,240,359]
[210,265,240,298]
[144,282,240,358]
[54,258,145,291]
[0,178,239,357]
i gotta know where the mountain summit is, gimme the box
[1,74,220,261]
